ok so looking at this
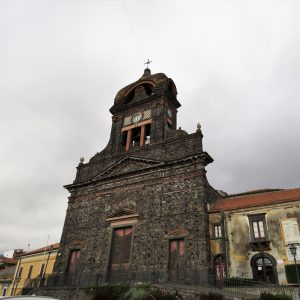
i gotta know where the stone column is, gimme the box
[126,129,132,151]
[140,125,145,146]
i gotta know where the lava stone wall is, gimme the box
[52,133,214,289]
[39,71,217,300]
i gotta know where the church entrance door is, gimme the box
[108,227,132,281]
[168,239,185,281]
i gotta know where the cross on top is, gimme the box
[144,59,152,69]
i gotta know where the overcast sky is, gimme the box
[1,0,299,253]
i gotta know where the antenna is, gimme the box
[41,234,50,274]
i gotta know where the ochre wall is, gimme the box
[10,250,57,296]
[224,203,300,284]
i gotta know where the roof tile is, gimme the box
[17,243,59,257]
[210,188,300,212]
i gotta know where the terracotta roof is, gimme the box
[17,243,59,257]
[0,265,16,277]
[0,257,17,265]
[210,187,300,212]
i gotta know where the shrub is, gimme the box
[259,292,292,300]
[91,289,113,300]
[149,288,182,300]
[86,284,182,300]
[199,293,224,300]
[86,283,130,300]
[122,285,149,300]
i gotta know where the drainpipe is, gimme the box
[40,236,50,276]
[222,210,230,277]
[44,246,53,277]
[10,257,21,296]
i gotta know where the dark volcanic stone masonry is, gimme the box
[39,69,220,299]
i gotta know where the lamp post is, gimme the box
[289,244,300,297]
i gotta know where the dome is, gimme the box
[113,68,177,105]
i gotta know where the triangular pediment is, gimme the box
[93,156,163,180]
[106,208,140,224]
[108,208,136,219]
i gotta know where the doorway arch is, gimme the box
[250,253,277,283]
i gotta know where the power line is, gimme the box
[0,83,93,150]
[123,0,145,64]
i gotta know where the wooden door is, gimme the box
[213,255,226,287]
[67,249,80,274]
[169,239,185,281]
[108,227,132,281]
[66,249,81,285]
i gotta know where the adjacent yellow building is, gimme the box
[10,243,59,296]
[0,257,17,296]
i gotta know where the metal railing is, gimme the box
[15,276,49,296]
[40,271,300,300]
[202,276,299,299]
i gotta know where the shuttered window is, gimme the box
[109,227,133,272]
[27,265,33,279]
[248,214,268,241]
[214,224,222,238]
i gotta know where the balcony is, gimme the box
[249,240,271,251]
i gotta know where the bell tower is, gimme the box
[106,68,181,154]
[46,68,216,300]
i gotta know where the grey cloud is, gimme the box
[1,0,299,251]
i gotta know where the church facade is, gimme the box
[45,69,219,297]
[34,69,300,300]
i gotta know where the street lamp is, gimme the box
[289,244,300,297]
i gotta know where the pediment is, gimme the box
[93,156,163,180]
[106,208,140,225]
[107,208,137,219]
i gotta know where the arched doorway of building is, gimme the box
[213,255,227,286]
[251,253,277,283]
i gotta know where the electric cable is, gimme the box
[0,83,94,151]
[122,0,145,64]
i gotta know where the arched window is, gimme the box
[124,82,155,104]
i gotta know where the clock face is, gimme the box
[167,109,172,118]
[132,113,142,123]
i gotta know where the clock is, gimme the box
[167,109,172,118]
[132,113,142,123]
